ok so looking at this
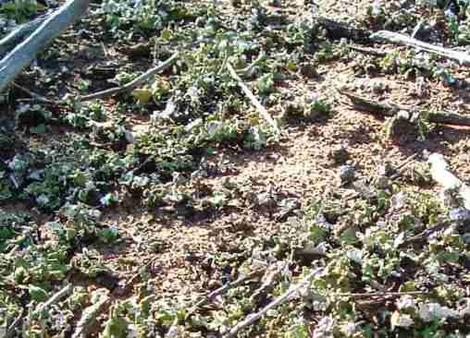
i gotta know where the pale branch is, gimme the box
[226,62,280,134]
[428,153,470,210]
[72,289,110,338]
[0,14,48,56]
[340,89,470,127]
[371,30,470,65]
[33,284,73,317]
[0,0,90,93]
[222,268,322,338]
[80,52,179,101]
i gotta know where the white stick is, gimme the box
[0,14,48,56]
[33,284,73,316]
[371,31,470,65]
[226,62,280,134]
[428,153,470,210]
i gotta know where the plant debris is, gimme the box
[1,0,470,336]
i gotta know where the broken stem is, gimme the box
[226,62,280,135]
[33,284,73,317]
[80,52,179,101]
[222,268,321,338]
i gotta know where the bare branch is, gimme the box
[371,30,470,65]
[33,284,73,317]
[0,14,48,56]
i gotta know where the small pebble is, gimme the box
[339,165,356,184]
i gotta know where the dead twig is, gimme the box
[222,268,322,338]
[226,62,280,135]
[12,82,55,104]
[33,284,73,317]
[80,52,179,101]
[340,89,470,127]
[371,30,470,65]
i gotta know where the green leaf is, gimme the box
[256,73,275,95]
[102,316,129,338]
[29,285,49,302]
[132,88,153,104]
[310,225,328,245]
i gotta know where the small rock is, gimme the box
[339,165,356,185]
